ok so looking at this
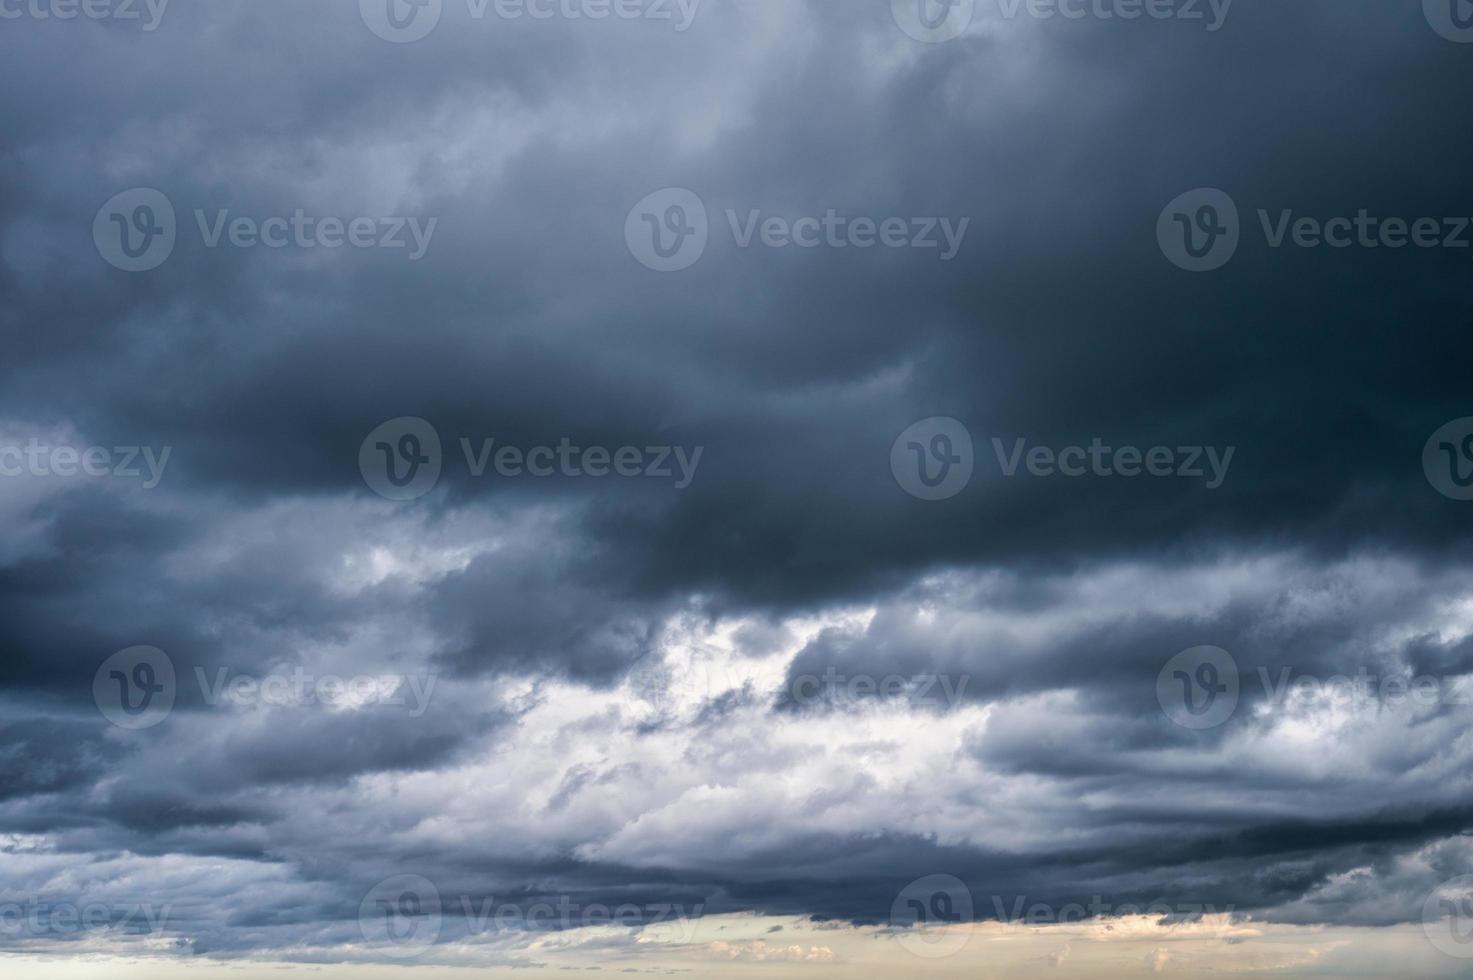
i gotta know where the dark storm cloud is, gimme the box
[1,0,1471,965]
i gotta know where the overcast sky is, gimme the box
[2,0,1473,976]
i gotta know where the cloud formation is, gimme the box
[1,0,1471,969]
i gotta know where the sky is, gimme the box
[2,0,1473,977]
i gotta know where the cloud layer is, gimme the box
[1,0,1472,968]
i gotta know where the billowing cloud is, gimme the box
[1,0,1471,972]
